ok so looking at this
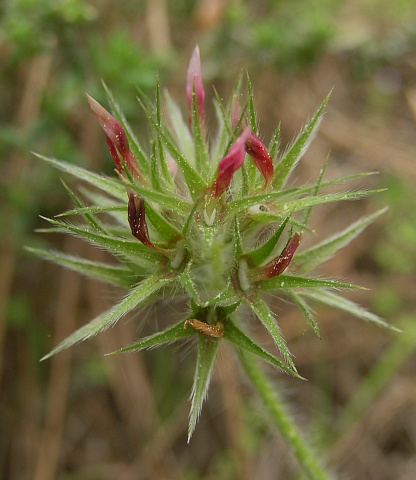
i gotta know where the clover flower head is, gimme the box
[35,45,394,444]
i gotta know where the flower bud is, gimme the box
[87,95,140,179]
[186,45,205,127]
[127,193,157,250]
[245,132,274,188]
[254,232,301,280]
[210,128,250,199]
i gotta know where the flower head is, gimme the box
[37,46,392,446]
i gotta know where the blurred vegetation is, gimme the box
[1,1,415,479]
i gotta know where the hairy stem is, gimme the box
[239,350,331,480]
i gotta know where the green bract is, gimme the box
[32,47,395,442]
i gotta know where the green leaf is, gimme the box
[108,318,196,354]
[294,208,388,274]
[26,247,133,288]
[286,290,320,337]
[188,335,220,441]
[273,92,331,190]
[34,154,127,201]
[41,273,174,360]
[245,293,296,371]
[102,82,150,178]
[244,216,290,267]
[40,216,163,263]
[223,318,302,377]
[299,290,400,331]
[257,274,362,292]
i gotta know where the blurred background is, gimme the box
[1,1,415,479]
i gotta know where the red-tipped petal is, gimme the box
[87,95,140,178]
[186,45,205,126]
[210,128,250,198]
[128,193,156,249]
[259,232,301,279]
[245,132,274,187]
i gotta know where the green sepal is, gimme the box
[245,292,296,371]
[155,79,175,188]
[60,180,107,234]
[41,272,175,360]
[243,216,290,267]
[188,335,220,441]
[163,90,194,164]
[299,289,400,331]
[123,181,190,213]
[39,216,163,263]
[227,189,382,219]
[286,290,321,337]
[56,205,126,223]
[273,91,331,190]
[144,201,182,245]
[224,318,302,378]
[137,96,206,199]
[257,274,363,292]
[301,154,329,226]
[269,123,281,163]
[294,208,388,274]
[191,87,209,175]
[26,247,133,288]
[34,154,126,201]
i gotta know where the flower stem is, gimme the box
[239,350,331,480]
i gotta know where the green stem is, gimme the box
[239,350,330,480]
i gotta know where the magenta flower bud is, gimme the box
[128,193,158,250]
[186,45,205,127]
[210,128,250,198]
[245,132,274,188]
[87,95,140,179]
[254,232,301,280]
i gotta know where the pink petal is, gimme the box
[262,232,301,278]
[245,132,274,187]
[87,95,140,178]
[210,128,250,198]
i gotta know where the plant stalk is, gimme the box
[239,349,331,480]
